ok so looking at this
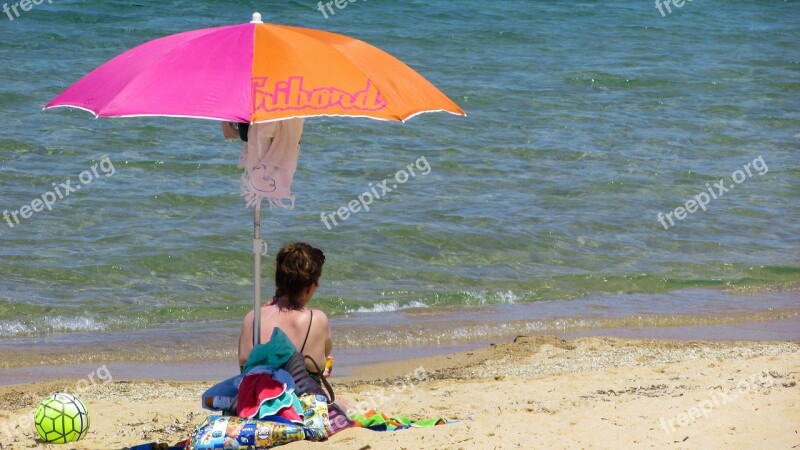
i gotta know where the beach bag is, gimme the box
[282,352,354,434]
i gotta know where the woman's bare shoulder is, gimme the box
[311,308,330,325]
[242,309,254,325]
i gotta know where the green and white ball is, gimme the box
[34,393,90,444]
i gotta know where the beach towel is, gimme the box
[187,394,331,450]
[187,415,305,450]
[201,367,298,416]
[349,410,451,431]
[242,328,297,373]
[236,373,303,422]
[237,118,304,209]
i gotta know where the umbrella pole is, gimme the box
[253,201,262,347]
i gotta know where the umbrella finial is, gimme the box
[250,12,263,24]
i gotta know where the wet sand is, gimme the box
[2,311,799,386]
[1,336,798,449]
[2,286,799,386]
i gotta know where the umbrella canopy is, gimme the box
[44,13,464,347]
[44,13,465,123]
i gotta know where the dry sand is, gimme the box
[1,336,798,449]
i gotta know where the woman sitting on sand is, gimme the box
[237,242,332,375]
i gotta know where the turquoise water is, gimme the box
[0,1,798,345]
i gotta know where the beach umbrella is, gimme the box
[44,13,465,346]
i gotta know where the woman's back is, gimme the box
[239,303,332,373]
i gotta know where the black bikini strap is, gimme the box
[300,309,313,353]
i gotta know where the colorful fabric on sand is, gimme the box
[299,394,332,441]
[257,392,303,422]
[187,415,305,450]
[188,395,331,450]
[202,368,299,417]
[200,374,239,414]
[349,410,451,431]
[193,327,340,447]
[236,373,303,422]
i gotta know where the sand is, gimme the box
[1,336,798,449]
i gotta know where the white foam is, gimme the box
[351,300,428,313]
[0,320,29,338]
[496,290,519,304]
[0,316,107,337]
[45,316,107,332]
[461,289,520,305]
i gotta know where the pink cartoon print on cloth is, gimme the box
[238,118,305,209]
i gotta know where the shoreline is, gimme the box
[2,285,799,383]
[1,335,798,449]
[1,313,799,387]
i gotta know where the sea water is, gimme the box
[0,0,798,375]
